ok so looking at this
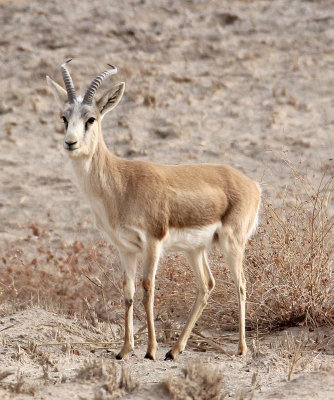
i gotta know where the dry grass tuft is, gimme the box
[12,369,36,396]
[163,360,225,400]
[0,368,41,396]
[235,372,259,400]
[76,359,138,400]
[76,359,110,382]
[278,332,311,381]
[24,339,54,367]
[118,365,138,394]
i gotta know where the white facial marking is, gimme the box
[62,99,97,158]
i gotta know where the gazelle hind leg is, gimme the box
[219,228,247,355]
[230,253,247,355]
[165,249,214,361]
[116,251,138,360]
[203,251,216,293]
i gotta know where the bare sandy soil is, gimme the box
[0,308,333,400]
[1,0,334,398]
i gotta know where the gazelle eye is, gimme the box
[61,116,68,129]
[85,117,95,131]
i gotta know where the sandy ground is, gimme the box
[0,308,333,400]
[1,0,334,398]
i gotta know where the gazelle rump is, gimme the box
[47,61,261,361]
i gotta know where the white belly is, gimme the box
[162,222,220,252]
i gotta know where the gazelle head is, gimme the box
[46,60,125,158]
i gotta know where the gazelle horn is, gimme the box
[60,59,76,104]
[82,64,118,105]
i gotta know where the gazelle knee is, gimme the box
[142,278,153,303]
[125,298,133,307]
[142,278,153,293]
[208,276,215,292]
[198,282,212,305]
[239,285,246,300]
[123,277,135,303]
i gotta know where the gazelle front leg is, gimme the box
[116,251,138,360]
[142,240,162,360]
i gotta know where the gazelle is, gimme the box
[46,61,261,361]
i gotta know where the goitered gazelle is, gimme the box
[46,61,261,361]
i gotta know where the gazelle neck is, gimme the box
[69,122,121,196]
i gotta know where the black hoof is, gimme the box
[115,353,123,360]
[164,350,174,361]
[144,352,155,360]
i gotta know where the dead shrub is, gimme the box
[243,168,334,329]
[163,360,225,400]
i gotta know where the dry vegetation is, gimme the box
[163,361,225,400]
[245,171,334,329]
[1,164,333,335]
[76,359,138,399]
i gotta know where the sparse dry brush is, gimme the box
[0,165,333,335]
[163,360,225,400]
[0,238,122,322]
[244,168,334,329]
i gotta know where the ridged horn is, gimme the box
[82,64,118,105]
[61,59,76,103]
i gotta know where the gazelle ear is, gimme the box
[46,76,68,107]
[96,82,125,119]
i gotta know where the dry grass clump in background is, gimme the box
[163,360,225,400]
[243,168,334,329]
[0,239,123,323]
[76,359,138,399]
[156,166,334,332]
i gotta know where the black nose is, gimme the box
[65,140,77,147]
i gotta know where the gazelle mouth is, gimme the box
[65,146,79,152]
